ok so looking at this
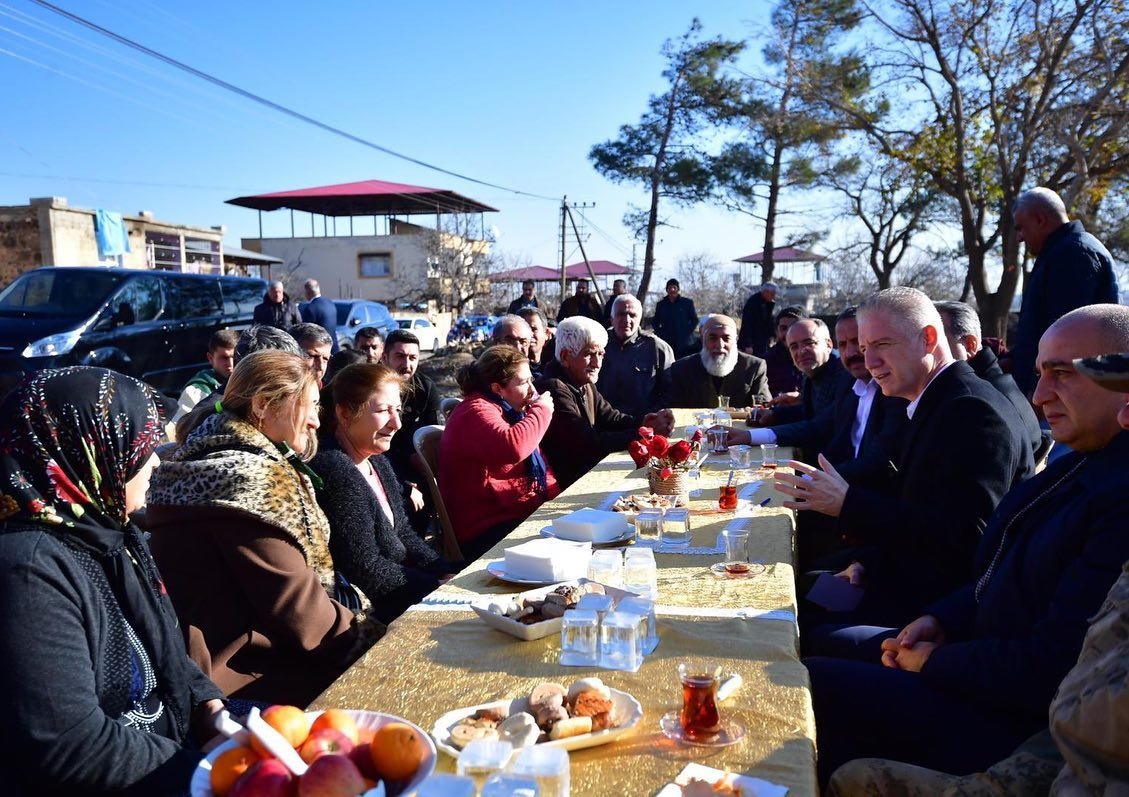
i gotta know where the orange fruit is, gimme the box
[251,704,311,756]
[209,745,259,796]
[310,708,360,745]
[370,721,425,781]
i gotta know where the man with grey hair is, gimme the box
[536,316,674,489]
[491,314,534,351]
[670,314,771,408]
[252,280,302,330]
[299,278,338,352]
[776,287,1034,625]
[289,322,333,385]
[738,282,778,355]
[937,300,1043,458]
[235,323,303,362]
[597,293,674,417]
[1009,186,1118,395]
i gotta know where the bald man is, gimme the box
[1009,187,1117,395]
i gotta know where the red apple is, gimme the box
[347,740,380,781]
[297,754,366,797]
[230,758,295,797]
[298,728,355,764]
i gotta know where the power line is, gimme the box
[28,0,560,203]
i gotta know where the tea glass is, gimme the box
[660,507,692,548]
[760,443,779,470]
[623,549,658,600]
[717,395,730,410]
[718,483,738,511]
[457,740,513,791]
[721,527,750,572]
[677,660,723,741]
[707,427,728,454]
[728,444,754,469]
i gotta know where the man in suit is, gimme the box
[936,300,1044,459]
[669,315,772,408]
[299,279,339,353]
[805,303,1129,787]
[536,316,674,489]
[746,318,849,432]
[774,287,1034,625]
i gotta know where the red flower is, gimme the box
[647,435,670,458]
[637,426,655,440]
[628,440,651,468]
[668,440,693,464]
[660,466,673,479]
[691,427,705,443]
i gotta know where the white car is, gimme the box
[397,316,441,351]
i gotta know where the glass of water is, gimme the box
[617,595,658,654]
[660,507,692,548]
[481,772,540,797]
[635,508,663,543]
[510,745,571,797]
[600,609,641,671]
[623,548,658,599]
[587,549,624,588]
[559,609,599,666]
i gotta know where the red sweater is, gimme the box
[439,393,560,545]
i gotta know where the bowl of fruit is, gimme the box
[191,705,436,797]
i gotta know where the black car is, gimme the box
[0,267,266,396]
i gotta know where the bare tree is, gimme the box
[676,252,743,318]
[382,215,496,315]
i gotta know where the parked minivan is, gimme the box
[0,267,266,396]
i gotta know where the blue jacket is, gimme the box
[299,295,340,353]
[924,430,1129,720]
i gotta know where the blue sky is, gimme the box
[0,0,801,289]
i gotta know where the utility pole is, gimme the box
[559,196,596,302]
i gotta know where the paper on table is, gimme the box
[805,572,864,612]
[655,762,789,797]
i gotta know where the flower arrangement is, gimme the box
[628,426,703,478]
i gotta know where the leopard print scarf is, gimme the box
[147,412,338,595]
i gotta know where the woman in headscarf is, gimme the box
[0,366,225,795]
[146,350,379,707]
[310,362,457,624]
[440,345,560,560]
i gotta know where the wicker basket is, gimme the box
[648,466,689,497]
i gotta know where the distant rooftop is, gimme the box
[226,179,498,217]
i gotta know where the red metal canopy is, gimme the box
[564,260,630,277]
[226,179,498,216]
[734,246,826,263]
[491,261,631,283]
[490,265,560,282]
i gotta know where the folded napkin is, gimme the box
[656,762,789,797]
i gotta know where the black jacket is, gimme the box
[310,443,446,624]
[771,355,851,436]
[822,381,908,487]
[843,361,1035,612]
[968,347,1042,457]
[252,291,302,330]
[669,351,772,409]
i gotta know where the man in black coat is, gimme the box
[252,280,302,330]
[652,279,699,357]
[669,315,772,409]
[774,288,1034,625]
[737,282,777,355]
[937,300,1044,459]
[804,303,1129,787]
[1009,187,1119,395]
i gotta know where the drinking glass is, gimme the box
[510,745,571,797]
[760,443,779,470]
[728,444,753,469]
[600,610,641,671]
[718,483,738,511]
[721,528,750,572]
[575,592,613,622]
[418,773,477,797]
[457,740,513,791]
[707,428,728,454]
[559,609,599,666]
[678,660,723,740]
[623,549,658,600]
[617,595,658,654]
[717,395,730,410]
[635,508,663,543]
[660,507,692,548]
[693,410,711,427]
[586,549,624,588]
[481,772,540,797]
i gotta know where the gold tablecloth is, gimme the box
[312,421,817,795]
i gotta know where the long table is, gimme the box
[311,427,817,795]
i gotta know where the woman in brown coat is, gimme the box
[147,350,378,706]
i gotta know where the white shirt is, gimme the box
[851,378,879,456]
[906,361,956,419]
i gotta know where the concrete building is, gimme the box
[229,179,497,310]
[0,196,279,286]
